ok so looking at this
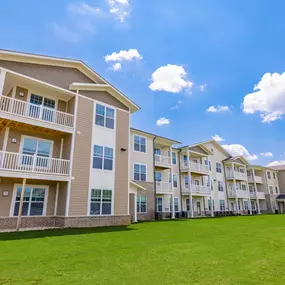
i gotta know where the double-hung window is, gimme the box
[216,163,222,173]
[134,135,146,153]
[275,187,279,194]
[269,186,273,194]
[137,195,147,213]
[93,145,113,171]
[154,148,161,156]
[267,171,271,179]
[184,176,189,187]
[90,189,112,215]
[171,174,178,187]
[172,152,177,164]
[218,181,223,192]
[241,184,246,191]
[219,200,225,211]
[156,197,163,212]
[134,164,146,181]
[95,104,115,129]
[13,186,47,216]
[273,173,276,179]
[244,200,249,210]
[208,199,215,211]
[155,171,162,182]
[170,197,179,212]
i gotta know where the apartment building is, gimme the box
[270,164,285,213]
[0,50,140,231]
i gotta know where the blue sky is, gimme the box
[1,0,285,166]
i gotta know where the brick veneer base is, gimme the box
[0,215,131,231]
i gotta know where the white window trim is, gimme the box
[173,173,178,188]
[137,195,147,213]
[92,144,114,172]
[170,197,179,212]
[133,163,147,182]
[27,89,58,111]
[155,170,162,182]
[156,196,163,212]
[172,151,177,165]
[89,189,113,216]
[94,102,116,131]
[133,134,147,154]
[10,184,49,217]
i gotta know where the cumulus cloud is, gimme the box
[199,84,207,92]
[107,0,130,22]
[260,152,273,157]
[149,64,193,93]
[212,134,225,142]
[243,72,285,123]
[267,160,285,167]
[112,62,122,71]
[206,105,230,113]
[105,49,142,62]
[156,117,170,126]
[171,100,182,110]
[68,3,101,15]
[222,144,258,161]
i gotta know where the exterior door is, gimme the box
[197,202,201,216]
[231,202,235,211]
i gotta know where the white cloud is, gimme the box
[107,0,130,22]
[68,3,101,15]
[206,105,230,113]
[222,144,258,161]
[156,117,170,126]
[149,64,193,93]
[260,152,273,157]
[112,62,122,71]
[105,49,142,62]
[199,84,207,92]
[267,160,285,167]
[212,134,224,142]
[243,72,285,123]
[171,100,182,110]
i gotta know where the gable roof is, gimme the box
[178,142,213,155]
[0,49,140,113]
[224,156,249,165]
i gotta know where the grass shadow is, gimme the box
[0,225,135,241]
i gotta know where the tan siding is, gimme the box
[69,96,93,216]
[67,97,75,115]
[0,179,14,216]
[0,60,96,89]
[62,134,72,160]
[0,129,5,150]
[114,110,129,215]
[79,90,129,111]
[58,100,67,112]
[57,182,68,216]
[6,128,62,158]
[46,183,56,216]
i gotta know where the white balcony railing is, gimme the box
[247,176,254,183]
[226,171,247,180]
[182,160,209,173]
[156,181,172,193]
[182,184,211,195]
[0,96,74,129]
[248,175,263,184]
[250,191,265,199]
[0,151,70,176]
[155,155,171,167]
[255,176,263,184]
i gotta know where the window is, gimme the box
[244,200,249,210]
[275,187,279,194]
[209,161,212,171]
[154,148,161,155]
[218,181,223,192]
[13,186,46,216]
[241,184,246,191]
[249,185,254,192]
[134,164,146,181]
[21,137,52,167]
[204,159,208,166]
[219,200,225,211]
[173,174,178,188]
[208,199,214,211]
[90,189,112,215]
[194,180,199,185]
[267,171,271,179]
[273,172,276,179]
[186,198,194,211]
[137,195,147,213]
[170,197,179,212]
[172,152,177,165]
[95,104,115,129]
[93,145,113,171]
[155,171,162,182]
[251,201,256,211]
[156,197,163,212]
[134,135,146,153]
[269,186,273,194]
[238,201,241,210]
[240,168,245,173]
[216,163,222,173]
[184,176,189,187]
[247,170,251,176]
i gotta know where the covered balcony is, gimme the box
[156,181,172,194]
[182,184,211,196]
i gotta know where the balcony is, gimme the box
[0,96,74,133]
[249,191,265,199]
[0,151,70,181]
[156,181,172,194]
[248,175,263,184]
[181,161,209,173]
[228,189,249,198]
[182,185,211,196]
[226,171,247,181]
[155,155,171,168]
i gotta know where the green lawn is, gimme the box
[1,215,285,285]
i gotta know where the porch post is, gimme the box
[209,175,214,217]
[187,149,193,218]
[170,146,175,219]
[0,69,7,96]
[16,178,27,231]
[134,193,138,222]
[252,167,260,214]
[54,182,60,216]
[232,163,239,214]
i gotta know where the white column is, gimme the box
[187,149,194,218]
[134,193,138,222]
[245,170,252,215]
[209,175,214,217]
[232,163,239,214]
[16,178,27,231]
[170,146,175,219]
[54,183,60,216]
[2,127,10,151]
[0,69,7,96]
[252,168,260,214]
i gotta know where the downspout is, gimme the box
[178,149,183,215]
[153,136,157,219]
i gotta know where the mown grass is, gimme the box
[1,215,285,285]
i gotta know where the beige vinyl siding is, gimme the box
[114,110,129,215]
[57,182,68,216]
[68,96,93,216]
